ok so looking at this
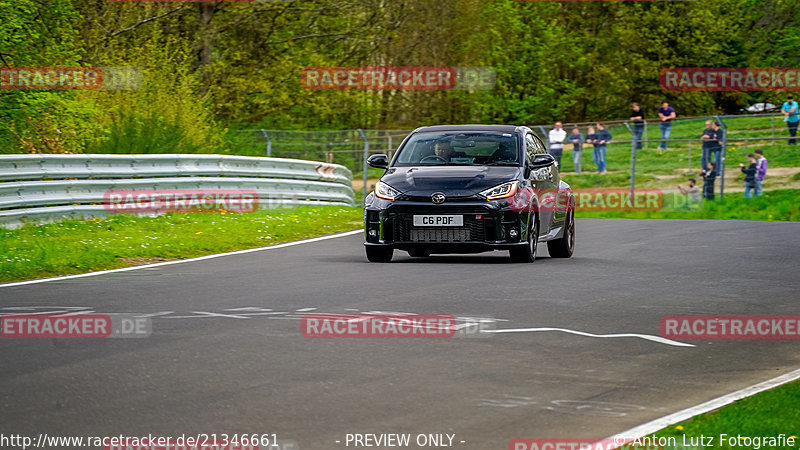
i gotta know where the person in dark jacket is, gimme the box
[590,122,612,174]
[739,154,757,198]
[568,127,583,174]
[700,120,716,172]
[700,162,717,200]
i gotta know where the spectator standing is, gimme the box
[568,127,583,174]
[700,120,716,171]
[592,122,612,174]
[754,149,768,196]
[711,120,724,175]
[584,126,597,158]
[700,162,717,200]
[630,103,645,150]
[739,154,757,199]
[657,101,676,151]
[678,178,702,204]
[782,95,799,145]
[548,121,567,165]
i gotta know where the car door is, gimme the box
[537,133,568,228]
[525,132,557,233]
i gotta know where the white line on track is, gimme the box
[603,367,800,448]
[485,327,694,347]
[0,229,362,289]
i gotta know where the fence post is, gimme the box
[688,140,692,171]
[538,126,550,149]
[643,119,648,149]
[715,116,727,200]
[260,129,272,157]
[623,122,637,201]
[771,115,775,139]
[358,129,369,205]
[388,135,393,161]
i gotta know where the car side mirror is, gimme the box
[526,154,555,177]
[367,154,389,169]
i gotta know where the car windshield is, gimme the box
[394,131,520,166]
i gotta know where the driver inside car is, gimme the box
[432,141,453,161]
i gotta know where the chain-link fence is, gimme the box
[234,112,797,202]
[531,112,796,199]
[234,129,413,202]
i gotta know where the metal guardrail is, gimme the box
[0,154,356,228]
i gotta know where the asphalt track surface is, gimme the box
[1,219,799,450]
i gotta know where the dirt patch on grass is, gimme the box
[120,257,179,266]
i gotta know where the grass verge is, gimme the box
[578,189,800,221]
[0,206,363,283]
[635,378,800,449]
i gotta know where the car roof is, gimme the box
[413,124,525,134]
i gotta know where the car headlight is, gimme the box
[375,181,401,201]
[480,181,518,201]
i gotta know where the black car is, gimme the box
[363,124,575,262]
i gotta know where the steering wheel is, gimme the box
[420,155,447,163]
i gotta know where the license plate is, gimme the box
[412,215,463,227]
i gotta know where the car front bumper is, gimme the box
[364,198,532,253]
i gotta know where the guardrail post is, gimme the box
[260,129,272,157]
[715,116,727,200]
[358,129,369,205]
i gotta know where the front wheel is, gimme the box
[547,210,575,258]
[510,216,538,263]
[366,246,393,262]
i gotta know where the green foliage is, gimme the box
[0,0,94,153]
[84,28,225,154]
[5,0,800,153]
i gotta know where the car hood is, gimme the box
[381,166,521,197]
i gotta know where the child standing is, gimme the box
[700,162,717,200]
[754,149,768,196]
[739,154,757,198]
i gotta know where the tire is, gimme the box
[407,248,431,257]
[365,246,393,262]
[547,210,575,258]
[509,215,538,263]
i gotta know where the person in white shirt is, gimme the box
[548,121,567,165]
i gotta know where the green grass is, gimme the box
[637,379,800,450]
[0,206,363,282]
[2,188,798,283]
[578,189,800,221]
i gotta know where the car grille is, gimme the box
[390,212,486,242]
[410,228,471,242]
